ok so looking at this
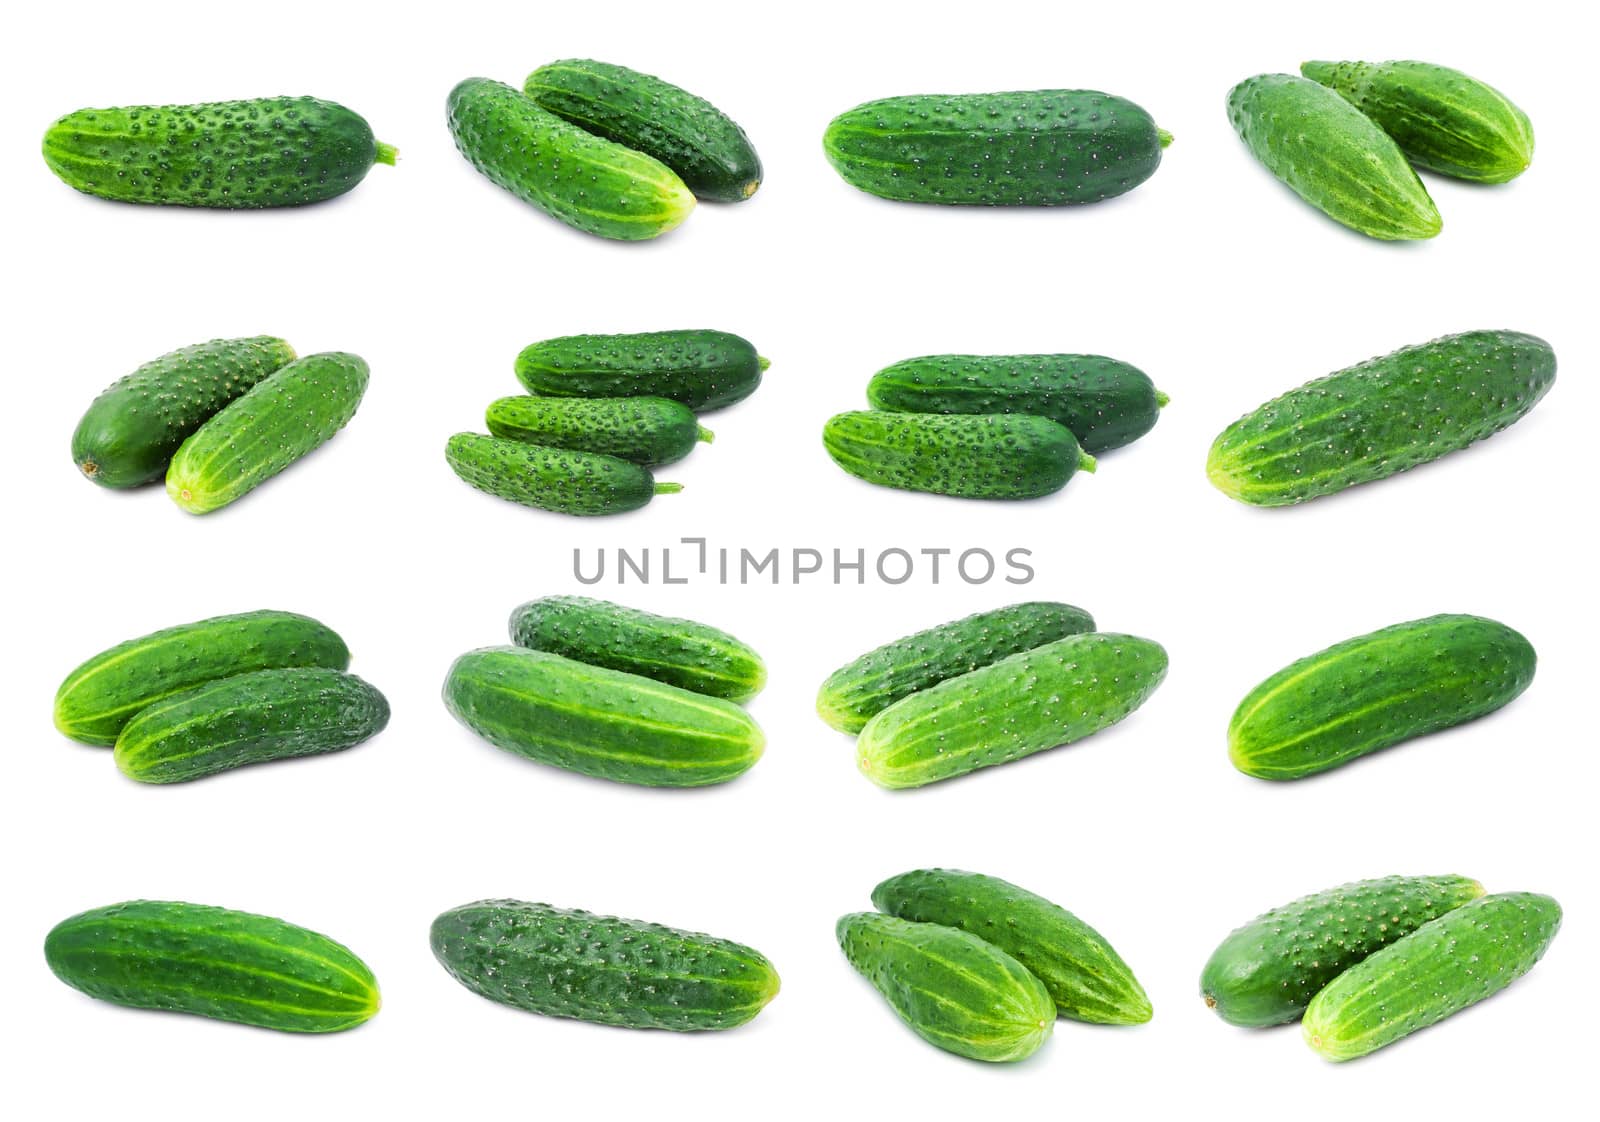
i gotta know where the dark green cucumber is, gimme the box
[816,601,1096,734]
[1200,874,1486,1027]
[54,610,350,746]
[485,396,712,466]
[1229,614,1536,780]
[72,337,297,489]
[1208,330,1556,506]
[867,354,1168,454]
[524,59,762,202]
[509,595,766,703]
[824,89,1170,205]
[446,433,679,516]
[45,900,379,1032]
[43,97,395,208]
[515,330,767,412]
[431,899,779,1030]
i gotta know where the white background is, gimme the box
[2,0,1592,1117]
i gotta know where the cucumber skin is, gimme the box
[509,595,766,703]
[45,900,379,1032]
[1208,330,1556,507]
[431,899,779,1031]
[72,337,296,489]
[1229,614,1536,780]
[817,601,1096,734]
[446,433,676,517]
[1304,893,1561,1061]
[1227,74,1440,240]
[443,646,764,787]
[54,610,350,746]
[1200,874,1486,1027]
[857,632,1167,789]
[873,869,1151,1025]
[515,330,766,412]
[485,396,710,467]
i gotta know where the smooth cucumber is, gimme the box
[515,330,767,412]
[446,433,679,516]
[485,396,712,467]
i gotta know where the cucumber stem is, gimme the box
[697,426,715,444]
[374,142,399,166]
[1155,390,1171,408]
[655,482,684,495]
[1078,450,1098,475]
[1157,128,1175,148]
[742,179,761,199]
[758,356,772,372]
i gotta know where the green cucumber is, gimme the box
[873,869,1151,1025]
[43,97,395,208]
[823,411,1095,501]
[1200,874,1486,1027]
[857,632,1166,789]
[1226,74,1440,240]
[824,89,1170,206]
[166,351,369,514]
[816,601,1096,734]
[446,433,680,516]
[515,330,767,412]
[866,354,1168,454]
[837,912,1054,1062]
[443,645,763,787]
[524,59,762,202]
[45,900,379,1032]
[1303,892,1561,1061]
[509,595,765,703]
[71,337,297,489]
[431,899,779,1030]
[54,610,350,746]
[1301,60,1534,184]
[1229,614,1536,781]
[1208,330,1556,506]
[485,396,712,466]
[446,77,694,241]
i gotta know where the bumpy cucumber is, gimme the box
[1229,614,1536,780]
[446,433,679,516]
[485,396,712,466]
[515,330,767,411]
[431,899,779,1030]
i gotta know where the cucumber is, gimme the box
[43,97,395,208]
[873,869,1151,1025]
[509,595,765,703]
[166,351,369,514]
[71,337,297,489]
[45,900,379,1032]
[524,59,762,202]
[1303,892,1561,1061]
[114,668,390,784]
[866,354,1169,454]
[816,601,1096,734]
[1199,874,1486,1027]
[857,632,1167,789]
[430,899,779,1030]
[446,77,694,241]
[446,433,680,517]
[1229,614,1536,780]
[443,646,763,787]
[823,411,1095,501]
[1301,60,1534,184]
[485,396,712,467]
[837,912,1054,1062]
[515,330,767,412]
[54,609,350,746]
[823,89,1170,206]
[1208,330,1556,507]
[1226,74,1440,240]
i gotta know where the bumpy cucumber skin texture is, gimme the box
[45,900,379,1032]
[446,78,694,241]
[509,595,766,703]
[1200,874,1486,1027]
[857,632,1167,789]
[485,396,711,467]
[43,97,393,208]
[824,90,1169,206]
[443,646,763,787]
[1227,74,1440,240]
[515,330,766,412]
[524,59,762,202]
[1304,892,1561,1061]
[817,601,1096,734]
[431,899,779,1031]
[72,337,296,489]
[838,912,1054,1062]
[54,610,350,746]
[1229,614,1536,781]
[1208,330,1556,507]
[1302,60,1534,184]
[446,433,676,517]
[867,354,1168,454]
[874,869,1151,1025]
